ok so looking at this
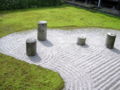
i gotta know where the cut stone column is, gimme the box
[106,33,116,49]
[37,21,47,41]
[77,35,86,46]
[26,38,36,56]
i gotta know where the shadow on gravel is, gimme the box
[28,54,41,63]
[111,48,120,54]
[39,40,53,47]
[81,44,89,48]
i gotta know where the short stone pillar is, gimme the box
[106,33,116,49]
[26,38,36,56]
[37,21,47,41]
[77,35,86,46]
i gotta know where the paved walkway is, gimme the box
[0,28,120,90]
[66,1,120,16]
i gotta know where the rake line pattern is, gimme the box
[0,28,120,90]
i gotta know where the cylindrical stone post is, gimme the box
[77,35,86,46]
[106,33,116,49]
[37,21,47,41]
[26,38,36,56]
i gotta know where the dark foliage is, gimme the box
[0,0,64,10]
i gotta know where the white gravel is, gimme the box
[0,28,120,90]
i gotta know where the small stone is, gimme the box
[77,35,86,46]
[26,38,36,56]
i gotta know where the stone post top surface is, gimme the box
[38,21,47,24]
[107,32,116,36]
[26,38,36,43]
[79,34,86,39]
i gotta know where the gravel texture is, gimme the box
[0,28,120,90]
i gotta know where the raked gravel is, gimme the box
[0,28,120,90]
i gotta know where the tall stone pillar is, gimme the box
[106,33,116,49]
[37,21,47,41]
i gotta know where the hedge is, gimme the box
[0,0,64,10]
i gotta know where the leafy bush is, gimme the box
[0,0,64,10]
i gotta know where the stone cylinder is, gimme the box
[106,33,116,49]
[77,35,86,46]
[37,21,47,41]
[26,38,36,56]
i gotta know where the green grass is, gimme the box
[0,54,64,90]
[0,4,120,37]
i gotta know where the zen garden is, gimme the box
[0,0,120,90]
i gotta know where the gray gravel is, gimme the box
[0,28,120,90]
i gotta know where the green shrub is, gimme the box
[0,0,64,10]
